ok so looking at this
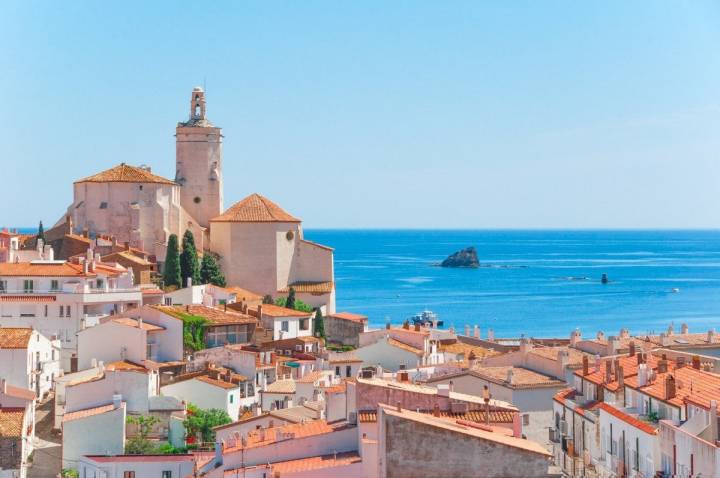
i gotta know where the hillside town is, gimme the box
[2,90,720,478]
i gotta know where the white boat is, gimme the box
[409,310,443,327]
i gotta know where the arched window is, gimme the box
[194,104,201,117]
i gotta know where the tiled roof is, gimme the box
[0,328,33,349]
[269,405,318,423]
[153,304,257,325]
[529,346,589,367]
[86,455,194,463]
[329,312,368,324]
[471,366,565,389]
[596,402,658,435]
[323,382,347,394]
[0,295,57,303]
[2,384,36,401]
[268,452,361,474]
[262,379,296,394]
[258,304,312,318]
[0,408,25,437]
[141,288,164,295]
[105,360,148,373]
[75,163,175,185]
[103,251,154,267]
[439,341,496,359]
[624,365,720,408]
[63,403,119,423]
[329,356,363,364]
[195,376,239,390]
[211,193,300,223]
[296,370,330,384]
[224,420,336,452]
[112,318,164,331]
[387,338,423,355]
[576,354,658,392]
[0,262,90,277]
[279,281,334,294]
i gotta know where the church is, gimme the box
[56,88,335,313]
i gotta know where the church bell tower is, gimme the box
[175,87,223,229]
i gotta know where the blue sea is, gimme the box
[303,230,720,338]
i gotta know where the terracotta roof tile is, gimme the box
[153,304,257,326]
[529,346,589,367]
[0,408,25,437]
[279,281,334,294]
[112,318,164,331]
[0,328,33,348]
[267,452,361,474]
[258,304,312,318]
[262,379,296,394]
[224,420,336,452]
[224,286,263,301]
[596,402,658,435]
[63,403,119,423]
[195,375,239,390]
[471,366,565,389]
[2,385,35,401]
[211,193,300,223]
[75,163,175,185]
[387,338,423,355]
[0,295,57,303]
[624,365,720,408]
[329,312,367,324]
[0,262,91,277]
[105,360,148,373]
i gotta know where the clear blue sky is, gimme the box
[2,1,719,228]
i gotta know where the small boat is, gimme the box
[671,288,680,293]
[409,310,443,327]
[601,273,609,284]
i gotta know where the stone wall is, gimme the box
[383,413,551,478]
[0,437,22,472]
[326,316,365,347]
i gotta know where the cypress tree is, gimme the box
[163,234,182,289]
[285,287,296,310]
[313,308,325,338]
[200,253,226,287]
[180,230,201,286]
[262,294,274,305]
[36,221,45,243]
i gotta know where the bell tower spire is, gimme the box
[175,87,223,231]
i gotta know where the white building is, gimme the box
[62,401,127,470]
[0,258,141,370]
[78,454,195,478]
[257,304,314,341]
[161,375,245,421]
[0,328,61,398]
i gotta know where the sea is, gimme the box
[17,227,720,339]
[303,229,720,339]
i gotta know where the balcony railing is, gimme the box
[0,288,140,295]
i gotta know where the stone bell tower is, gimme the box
[175,87,223,229]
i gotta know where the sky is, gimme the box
[1,1,719,229]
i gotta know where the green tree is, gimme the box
[125,415,160,454]
[275,296,312,313]
[163,234,182,289]
[285,287,296,310]
[199,253,226,287]
[313,308,325,338]
[61,469,79,478]
[180,230,201,287]
[262,294,274,305]
[183,404,232,443]
[36,221,45,244]
[180,312,209,352]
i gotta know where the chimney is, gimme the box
[617,365,624,388]
[677,356,686,368]
[1,379,6,394]
[692,355,701,370]
[637,352,644,365]
[629,341,636,357]
[657,359,668,374]
[619,328,629,339]
[596,331,605,341]
[414,323,421,332]
[487,329,495,342]
[582,355,589,376]
[385,322,391,330]
[665,375,676,400]
[667,324,674,336]
[473,325,480,339]
[607,335,620,356]
[710,400,718,443]
[570,329,581,347]
[681,323,689,335]
[709,329,716,344]
[604,360,613,383]
[403,321,410,330]
[112,394,122,409]
[506,368,514,385]
[594,354,601,373]
[519,337,532,355]
[464,324,470,337]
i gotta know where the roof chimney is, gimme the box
[570,329,581,347]
[414,323,421,332]
[665,375,676,400]
[693,355,701,370]
[385,322,391,330]
[487,329,495,342]
[596,331,605,341]
[709,329,716,344]
[582,355,589,376]
[112,394,122,409]
[1,379,6,394]
[403,321,410,330]
[506,368,514,385]
[657,359,668,374]
[473,325,480,339]
[464,324,470,337]
[604,360,613,383]
[681,323,689,335]
[629,341,636,357]
[617,365,624,388]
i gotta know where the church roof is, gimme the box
[211,193,300,223]
[75,163,176,185]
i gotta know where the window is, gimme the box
[96,279,104,289]
[164,297,172,306]
[346,365,352,378]
[335,366,340,376]
[162,472,172,478]
[0,280,7,293]
[281,321,289,332]
[23,280,34,293]
[99,202,108,209]
[523,414,530,426]
[44,305,48,317]
[299,319,309,331]
[229,394,234,404]
[123,472,135,478]
[50,280,59,291]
